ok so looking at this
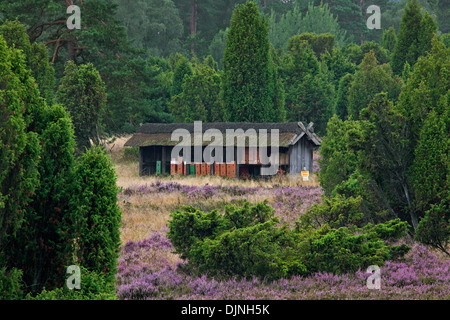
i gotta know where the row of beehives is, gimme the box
[170,158,236,178]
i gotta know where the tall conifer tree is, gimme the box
[391,0,437,75]
[222,1,284,122]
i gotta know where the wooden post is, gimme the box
[161,146,166,174]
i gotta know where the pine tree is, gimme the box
[415,199,450,257]
[269,2,348,50]
[11,103,76,293]
[0,20,55,105]
[359,93,417,229]
[318,115,360,195]
[396,35,450,146]
[0,0,146,136]
[1,33,76,293]
[208,28,228,69]
[347,51,402,119]
[115,0,184,57]
[56,61,107,152]
[69,146,122,285]
[401,61,412,83]
[391,0,437,75]
[0,35,40,264]
[280,36,334,133]
[294,32,335,59]
[171,56,193,96]
[411,109,448,214]
[381,27,396,53]
[342,41,390,66]
[222,1,283,122]
[311,0,365,43]
[321,47,357,85]
[334,73,354,120]
[169,56,224,122]
[417,11,438,57]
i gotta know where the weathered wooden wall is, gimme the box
[289,137,313,175]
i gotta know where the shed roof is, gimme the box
[124,122,321,148]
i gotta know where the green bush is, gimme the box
[298,194,365,229]
[168,201,410,280]
[0,267,24,300]
[303,222,409,274]
[26,267,116,300]
[415,199,450,256]
[190,220,310,280]
[168,201,275,262]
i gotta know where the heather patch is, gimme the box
[116,232,450,300]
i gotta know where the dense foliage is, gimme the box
[0,0,448,133]
[69,147,122,284]
[56,61,107,151]
[168,200,410,280]
[318,36,449,252]
[0,33,121,298]
[1,0,449,300]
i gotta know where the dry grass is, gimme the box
[108,136,320,244]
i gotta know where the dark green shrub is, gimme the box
[304,221,410,275]
[189,220,309,280]
[26,267,116,300]
[168,201,275,262]
[0,35,41,265]
[0,267,24,300]
[168,206,227,261]
[367,218,410,241]
[69,146,122,284]
[10,103,77,293]
[298,194,365,229]
[415,199,450,256]
[168,201,410,280]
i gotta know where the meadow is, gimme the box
[109,137,450,300]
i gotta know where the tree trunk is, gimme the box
[401,181,418,229]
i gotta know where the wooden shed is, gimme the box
[124,122,321,179]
